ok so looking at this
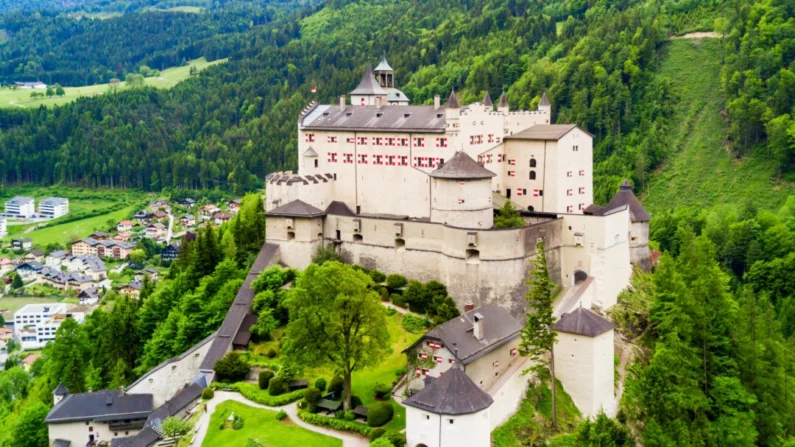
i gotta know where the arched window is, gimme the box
[529,170,536,180]
[530,158,537,168]
[527,206,534,212]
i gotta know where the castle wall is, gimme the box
[265,216,323,270]
[554,128,594,213]
[406,406,491,447]
[431,177,493,229]
[463,340,522,391]
[554,330,615,419]
[629,221,651,270]
[49,421,142,447]
[265,172,336,212]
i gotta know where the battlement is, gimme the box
[266,172,337,186]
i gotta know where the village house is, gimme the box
[12,238,32,251]
[180,214,196,227]
[134,268,159,282]
[199,204,220,219]
[5,196,35,217]
[90,232,110,241]
[161,242,180,262]
[213,212,232,225]
[153,210,168,221]
[62,255,107,280]
[71,238,134,259]
[23,249,45,263]
[151,200,170,211]
[134,210,153,221]
[22,353,42,371]
[45,250,68,268]
[14,303,84,351]
[14,81,46,89]
[15,261,43,281]
[78,287,102,306]
[117,220,133,232]
[0,258,15,275]
[228,199,242,213]
[39,197,69,219]
[178,198,196,208]
[145,223,166,239]
[114,231,132,242]
[118,281,143,299]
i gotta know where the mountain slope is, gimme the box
[643,38,794,214]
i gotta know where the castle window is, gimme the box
[357,136,367,145]
[510,347,517,356]
[305,133,315,143]
[314,160,318,168]
[579,169,585,176]
[486,154,493,163]
[529,171,536,180]
[508,159,516,166]
[579,203,585,210]
[567,189,573,196]
[387,155,395,166]
[353,234,363,243]
[573,145,579,152]
[400,137,408,146]
[361,97,366,105]
[493,361,499,368]
[343,153,353,164]
[327,153,337,163]
[488,134,494,143]
[567,171,573,177]
[346,137,355,144]
[287,231,295,242]
[579,187,585,194]
[466,249,480,264]
[327,136,338,143]
[358,154,368,164]
[529,158,537,168]
[567,206,574,213]
[508,171,515,177]
[400,156,408,166]
[449,419,455,425]
[414,137,425,147]
[436,137,448,148]
[395,238,405,251]
[528,206,534,211]
[387,137,395,146]
[533,189,543,197]
[375,155,383,165]
[374,137,383,146]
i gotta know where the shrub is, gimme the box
[391,294,407,308]
[378,286,390,300]
[369,270,386,283]
[345,410,356,421]
[232,416,244,430]
[384,431,407,447]
[314,377,327,392]
[385,307,397,316]
[370,438,393,447]
[402,314,429,333]
[232,382,304,406]
[374,382,392,400]
[404,280,429,313]
[213,352,250,382]
[386,274,407,290]
[297,410,372,437]
[275,410,288,421]
[350,395,363,409]
[258,370,275,390]
[329,376,344,398]
[367,401,395,427]
[304,387,322,405]
[267,348,278,358]
[369,427,387,441]
[268,377,285,396]
[201,388,214,400]
[218,423,225,431]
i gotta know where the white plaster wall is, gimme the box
[629,221,651,268]
[554,129,593,213]
[265,217,322,270]
[431,177,493,229]
[489,360,532,429]
[49,422,141,447]
[126,335,214,407]
[591,330,616,418]
[406,407,491,447]
[463,340,521,391]
[554,329,615,419]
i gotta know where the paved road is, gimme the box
[190,391,369,447]
[166,211,174,243]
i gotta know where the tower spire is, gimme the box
[446,90,459,108]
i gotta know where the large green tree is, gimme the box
[44,318,88,393]
[282,261,390,411]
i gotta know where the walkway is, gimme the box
[190,391,369,447]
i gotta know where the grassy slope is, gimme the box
[643,38,794,213]
[0,57,226,109]
[203,400,342,447]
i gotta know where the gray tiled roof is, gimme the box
[540,91,551,106]
[374,56,393,72]
[45,389,152,424]
[606,180,651,222]
[446,90,459,108]
[499,92,508,108]
[403,304,521,365]
[54,383,69,396]
[266,200,325,218]
[553,307,614,337]
[325,201,356,217]
[504,124,580,141]
[385,87,409,103]
[302,147,318,157]
[351,64,387,96]
[404,367,493,415]
[430,151,496,180]
[303,105,446,133]
[482,91,493,107]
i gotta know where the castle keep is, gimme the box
[265,58,650,314]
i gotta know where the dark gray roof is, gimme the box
[374,56,393,72]
[326,201,356,217]
[351,64,387,96]
[499,92,508,108]
[504,124,582,141]
[265,200,325,218]
[45,389,152,424]
[53,440,71,447]
[540,91,551,106]
[403,304,521,365]
[303,147,318,157]
[553,307,614,337]
[54,383,69,396]
[446,90,459,108]
[144,383,203,429]
[200,243,279,371]
[112,427,160,447]
[483,91,493,107]
[303,105,445,133]
[430,151,496,180]
[605,180,651,222]
[127,332,216,391]
[404,367,493,415]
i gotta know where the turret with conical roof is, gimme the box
[430,151,495,229]
[482,91,493,110]
[538,90,551,114]
[374,56,394,88]
[498,91,509,114]
[606,179,651,270]
[445,89,460,124]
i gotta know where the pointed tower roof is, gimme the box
[374,56,393,72]
[430,151,496,180]
[54,383,69,396]
[482,91,493,107]
[446,90,459,108]
[605,180,651,222]
[498,91,508,108]
[404,366,493,415]
[539,91,551,106]
[351,64,387,96]
[553,307,614,337]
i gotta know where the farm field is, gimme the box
[203,401,342,447]
[0,57,227,109]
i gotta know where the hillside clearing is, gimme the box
[0,57,226,109]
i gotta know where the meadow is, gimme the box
[0,57,226,109]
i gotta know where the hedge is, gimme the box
[214,382,304,406]
[367,401,395,427]
[258,370,275,390]
[297,410,372,437]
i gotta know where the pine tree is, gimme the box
[519,241,558,429]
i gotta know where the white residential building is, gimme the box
[13,303,84,351]
[39,197,70,218]
[0,217,6,238]
[5,196,35,217]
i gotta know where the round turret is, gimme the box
[430,152,495,229]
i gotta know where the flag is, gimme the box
[311,86,317,93]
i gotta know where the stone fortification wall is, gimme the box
[264,171,337,212]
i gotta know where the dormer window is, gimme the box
[404,113,411,118]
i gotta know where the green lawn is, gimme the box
[0,57,227,109]
[249,312,421,431]
[8,204,140,247]
[643,38,794,214]
[203,401,341,447]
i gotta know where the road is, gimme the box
[166,211,174,243]
[190,391,369,447]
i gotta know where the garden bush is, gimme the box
[369,270,386,283]
[369,427,387,441]
[402,314,429,333]
[329,376,344,398]
[367,401,395,427]
[213,352,250,382]
[384,431,407,447]
[232,382,304,406]
[276,410,288,421]
[267,348,278,358]
[386,274,407,290]
[369,438,393,447]
[268,377,285,396]
[385,307,397,316]
[350,395,363,409]
[304,387,322,405]
[297,410,372,437]
[232,416,244,430]
[258,370,275,390]
[201,388,214,400]
[345,410,356,421]
[374,382,392,400]
[378,286,390,300]
[391,294,407,308]
[314,377,327,392]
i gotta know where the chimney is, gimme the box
[339,95,345,111]
[464,303,474,312]
[434,94,441,110]
[375,96,382,108]
[473,312,484,340]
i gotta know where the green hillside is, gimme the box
[643,38,794,214]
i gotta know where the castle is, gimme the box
[264,57,651,314]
